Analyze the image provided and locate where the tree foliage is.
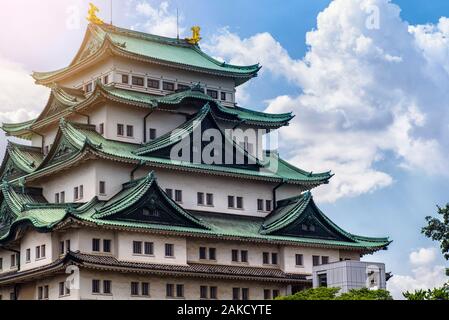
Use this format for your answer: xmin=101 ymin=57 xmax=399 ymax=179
xmin=403 ymin=283 xmax=449 ymax=300
xmin=276 ymin=287 xmax=392 ymax=300
xmin=422 ymin=204 xmax=449 ymax=260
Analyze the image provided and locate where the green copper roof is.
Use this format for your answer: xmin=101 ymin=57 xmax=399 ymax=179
xmin=33 ymin=24 xmax=260 ymax=85
xmin=0 ymin=142 xmax=43 ymax=182
xmin=0 ymin=177 xmax=390 ymax=251
xmin=1 ymin=119 xmax=36 ymax=139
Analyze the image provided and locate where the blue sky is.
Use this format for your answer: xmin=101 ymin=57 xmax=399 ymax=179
xmin=0 ymin=0 xmax=448 ymax=298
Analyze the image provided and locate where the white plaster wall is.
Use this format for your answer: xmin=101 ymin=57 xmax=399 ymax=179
xmin=20 ymin=230 xmax=53 ymax=271
xmin=59 ymin=57 xmax=115 ymax=89
xmin=94 ymin=160 xmax=134 ymax=201
xmin=105 ymin=102 xmax=148 ymax=144
xmin=145 ymin=110 xmax=187 ymax=141
xmin=280 ymin=246 xmax=341 ymax=274
xmin=77 ymin=228 xmax=116 ymax=254
xmin=0 ymin=249 xmax=18 ymax=274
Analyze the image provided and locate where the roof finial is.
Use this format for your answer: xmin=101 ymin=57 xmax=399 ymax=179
xmin=87 ymin=2 xmax=104 ymax=25
xmin=186 ymin=26 xmax=201 ymax=45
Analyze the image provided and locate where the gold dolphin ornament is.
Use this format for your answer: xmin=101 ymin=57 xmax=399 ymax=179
xmin=186 ymin=26 xmax=202 ymax=45
xmin=87 ymin=3 xmax=104 ymax=25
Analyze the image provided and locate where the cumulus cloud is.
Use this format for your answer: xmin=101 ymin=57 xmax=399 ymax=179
xmin=387 ymin=247 xmax=447 ymax=299
xmin=205 ymin=0 xmax=449 ymax=202
xmin=133 ymin=1 xmax=185 ymax=38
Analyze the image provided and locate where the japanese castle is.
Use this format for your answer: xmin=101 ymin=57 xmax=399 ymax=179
xmin=0 ymin=7 xmax=390 ymax=300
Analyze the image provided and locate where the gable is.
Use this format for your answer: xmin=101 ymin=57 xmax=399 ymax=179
xmin=0 ymin=157 xmax=27 ymax=181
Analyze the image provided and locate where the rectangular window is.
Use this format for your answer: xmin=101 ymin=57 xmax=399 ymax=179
xmin=207 ymin=89 xmax=218 ymax=99
xmin=209 ymin=248 xmax=216 ymax=260
xmin=206 ymin=193 xmax=214 ymax=206
xmin=66 ymin=239 xmax=71 ymax=252
xmin=241 ymin=250 xmax=248 ymax=263
xmin=271 ymin=253 xmax=278 ymax=265
xmin=149 ymin=128 xmax=157 ymax=140
xmin=257 ymin=199 xmax=264 ymax=211
xmin=59 ymin=282 xmax=65 ymax=297
xmin=264 ymin=289 xmax=271 ymax=300
xmin=60 ymin=192 xmax=65 ymax=203
xmin=117 ymin=124 xmax=124 ymax=136
xmin=177 ymin=84 xmax=190 ymax=91
xmin=44 ymin=145 xmax=49 ymax=155
xmin=44 ymin=285 xmax=49 ymax=299
xmin=221 ymin=92 xmax=227 ymax=101
xmin=142 ymin=283 xmax=150 ymax=296
xmin=11 ymin=254 xmax=17 ymax=267
xmin=312 ymin=255 xmax=320 ymax=266
xmin=133 ymin=241 xmax=142 ymax=254
xmin=26 ymin=248 xmax=31 ymax=262
xmin=322 ymin=256 xmax=329 ymax=265
xmin=103 ymin=75 xmax=109 ymax=84
xmin=163 ymin=81 xmax=175 ymax=91
xmin=79 ymin=185 xmax=83 ymax=199
xmin=176 ymin=284 xmax=184 ymax=298
xmin=85 ymin=82 xmax=93 ymax=93
xmin=41 ymin=245 xmax=46 ymax=258
xmin=92 ymin=238 xmax=100 ymax=252
xmin=232 ymin=288 xmax=240 ymax=300
xmin=295 ymin=254 xmax=304 ymax=266
xmin=0 ymin=258 xmax=2 ymax=270
xmin=199 ymin=247 xmax=207 ymax=260
xmin=263 ymin=252 xmax=270 ymax=264
xmin=232 ymin=249 xmax=239 ymax=262
xmin=98 ymin=123 xmax=104 ymax=135
xmin=122 ymin=74 xmax=129 ymax=84
xmin=200 ymin=286 xmax=208 ymax=299
xmin=55 ymin=193 xmax=60 ymax=204
xmin=144 ymin=242 xmax=154 ymax=255
xmin=59 ymin=241 xmax=65 ymax=255
xmin=35 ymin=246 xmax=41 ymax=260
xmin=197 ymin=192 xmax=204 ymax=205
xmin=103 ymin=239 xmax=111 ymax=253
xmin=132 ymin=76 xmax=144 ymax=86
xmin=236 ymin=197 xmax=244 ymax=209
xmin=147 ymin=79 xmax=160 ymax=89
xmin=266 ymin=200 xmax=272 ymax=212
xmin=99 ymin=181 xmax=106 ymax=195
xmin=166 ymin=188 xmax=173 ymax=199
xmin=166 ymin=284 xmax=174 ymax=297
xmin=38 ymin=286 xmax=43 ymax=300
xmin=273 ymin=290 xmax=280 ymax=299
xmin=165 ymin=244 xmax=174 ymax=257
xmin=175 ymin=190 xmax=182 ymax=202
xmin=228 ymin=196 xmax=235 ymax=208
xmin=74 ymin=187 xmax=79 ymax=200
xmin=242 ymin=288 xmax=249 ymax=300
xmin=210 ymin=286 xmax=218 ymax=299
xmin=103 ymin=280 xmax=112 ymax=294
xmin=126 ymin=125 xmax=134 ymax=137
xmin=92 ymin=280 xmax=100 ymax=294
xmin=131 ymin=282 xmax=139 ymax=296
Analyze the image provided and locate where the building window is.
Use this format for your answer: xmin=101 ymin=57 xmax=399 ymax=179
xmin=295 ymin=254 xmax=304 ymax=266
xmin=273 ymin=290 xmax=280 ymax=299
xmin=60 ymin=192 xmax=65 ymax=203
xmin=142 ymin=283 xmax=150 ymax=296
xmin=163 ymin=81 xmax=175 ymax=91
xmin=221 ymin=92 xmax=227 ymax=101
xmin=209 ymin=248 xmax=216 ymax=260
xmin=11 ymin=253 xmax=18 ymax=267
xmin=177 ymin=84 xmax=190 ymax=91
xmin=266 ymin=200 xmax=272 ymax=212
xmin=318 ymin=274 xmax=328 ymax=287
xmin=241 ymin=250 xmax=248 ymax=263
xmin=38 ymin=286 xmax=49 ymax=300
xmin=228 ymin=196 xmax=235 ymax=208
xmin=232 ymin=288 xmax=240 ymax=300
xmin=103 ymin=280 xmax=112 ymax=294
xmin=207 ymin=89 xmax=218 ymax=99
xmin=263 ymin=252 xmax=269 ymax=265
xmin=197 ymin=192 xmax=204 ymax=205
xmin=126 ymin=125 xmax=134 ymax=137
xmin=148 ymin=79 xmax=160 ymax=89
xmin=98 ymin=123 xmax=104 ymax=135
xmin=55 ymin=193 xmax=60 ymax=204
xmin=117 ymin=124 xmax=124 ymax=136
xmin=206 ymin=193 xmax=214 ymax=206
xmin=103 ymin=75 xmax=109 ymax=84
xmin=271 ymin=253 xmax=278 ymax=265
xmin=44 ymin=286 xmax=49 ymax=299
xmin=133 ymin=241 xmax=143 ymax=254
xmin=66 ymin=239 xmax=71 ymax=252
xmin=0 ymin=258 xmax=2 ymax=271
xmin=103 ymin=239 xmax=111 ymax=253
xmin=166 ymin=284 xmax=174 ymax=297
xmin=232 ymin=250 xmax=239 ymax=262
xmin=149 ymin=128 xmax=157 ymax=140
xmin=92 ymin=280 xmax=100 ymax=294
xmin=165 ymin=188 xmax=173 ymax=199
xmin=210 ymin=286 xmax=218 ymax=299
xmin=35 ymin=246 xmax=41 ymax=260
xmin=312 ymin=255 xmax=320 ymax=266
xmin=99 ymin=181 xmax=106 ymax=195
xmin=144 ymin=242 xmax=154 ymax=255
xmin=242 ymin=288 xmax=249 ymax=300
xmin=59 ymin=282 xmax=70 ymax=297
xmin=122 ymin=74 xmax=129 ymax=84
xmin=175 ymin=190 xmax=182 ymax=203
xmin=322 ymin=256 xmax=329 ymax=265
xmin=41 ymin=245 xmax=46 ymax=258
xmin=165 ymin=244 xmax=174 ymax=257
xmin=79 ymin=185 xmax=83 ymax=199
xmin=131 ymin=282 xmax=139 ymax=296
xmin=176 ymin=284 xmax=184 ymax=298
xmin=199 ymin=247 xmax=207 ymax=260
xmin=257 ymin=199 xmax=264 ymax=211
xmin=236 ymin=197 xmax=244 ymax=209
xmin=26 ymin=249 xmax=31 ymax=263
xmin=92 ymin=238 xmax=101 ymax=252
xmin=85 ymin=82 xmax=93 ymax=93
xmin=200 ymin=286 xmax=208 ymax=299
xmin=59 ymin=241 xmax=65 ymax=255
xmin=74 ymin=187 xmax=79 ymax=200
xmin=132 ymin=76 xmax=144 ymax=86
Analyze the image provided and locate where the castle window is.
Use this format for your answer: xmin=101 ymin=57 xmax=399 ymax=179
xmin=312 ymin=255 xmax=320 ymax=266
xmin=99 ymin=181 xmax=106 ymax=195
xmin=131 ymin=282 xmax=139 ymax=296
xmin=166 ymin=284 xmax=174 ymax=297
xmin=221 ymin=92 xmax=227 ymax=101
xmin=206 ymin=193 xmax=214 ymax=206
xmin=165 ymin=244 xmax=174 ymax=257
xmin=149 ymin=128 xmax=157 ymax=140
xmin=175 ymin=190 xmax=182 ymax=203
xmin=144 ymin=242 xmax=154 ymax=255
xmin=117 ymin=124 xmax=124 ymax=136
xmin=35 ymin=246 xmax=41 ymax=260
xmin=148 ymin=79 xmax=160 ymax=89
xmin=197 ymin=192 xmax=204 ymax=205
xmin=132 ymin=76 xmax=144 ymax=86
xmin=271 ymin=253 xmax=278 ymax=265
xmin=163 ymin=81 xmax=175 ymax=91
xmin=55 ymin=193 xmax=60 ymax=204
xmin=200 ymin=286 xmax=208 ymax=299
xmin=236 ymin=197 xmax=244 ymax=209
xmin=103 ymin=239 xmax=111 ymax=253
xmin=209 ymin=248 xmax=216 ymax=260
xmin=98 ymin=123 xmax=104 ymax=135
xmin=60 ymin=192 xmax=65 ymax=203
xmin=266 ymin=200 xmax=272 ymax=212
xmin=232 ymin=288 xmax=240 ymax=300
xmin=257 ymin=199 xmax=264 ymax=211
xmin=295 ymin=254 xmax=304 ymax=266
xmin=26 ymin=249 xmax=31 ymax=263
xmin=263 ymin=252 xmax=269 ymax=264
xmin=142 ymin=283 xmax=150 ymax=296
xmin=79 ymin=185 xmax=83 ymax=199
xmin=199 ymin=247 xmax=207 ymax=260
xmin=207 ymin=89 xmax=218 ymax=99
xmin=228 ymin=196 xmax=235 ymax=208
xmin=122 ymin=74 xmax=129 ymax=84
xmin=59 ymin=241 xmax=65 ymax=255
xmin=103 ymin=280 xmax=112 ymax=294
xmin=126 ymin=125 xmax=134 ymax=137
xmin=92 ymin=239 xmax=100 ymax=252
xmin=0 ymin=258 xmax=2 ymax=270
xmin=133 ymin=241 xmax=143 ymax=254
xmin=210 ymin=287 xmax=218 ymax=299
xmin=165 ymin=189 xmax=173 ymax=199
xmin=242 ymin=288 xmax=250 ymax=300
xmin=103 ymin=75 xmax=109 ymax=84
xmin=74 ymin=187 xmax=79 ymax=200
xmin=232 ymin=250 xmax=239 ymax=262
xmin=322 ymin=256 xmax=329 ymax=265
xmin=241 ymin=250 xmax=248 ymax=263
xmin=273 ymin=290 xmax=280 ymax=299
xmin=85 ymin=82 xmax=93 ymax=93
xmin=177 ymin=84 xmax=190 ymax=91
xmin=176 ymin=284 xmax=184 ymax=298
xmin=92 ymin=280 xmax=100 ymax=294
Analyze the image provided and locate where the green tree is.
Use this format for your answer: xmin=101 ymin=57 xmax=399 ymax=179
xmin=403 ymin=283 xmax=449 ymax=300
xmin=337 ymin=288 xmax=393 ymax=300
xmin=422 ymin=204 xmax=449 ymax=263
xmin=276 ymin=287 xmax=393 ymax=300
xmin=276 ymin=287 xmax=340 ymax=300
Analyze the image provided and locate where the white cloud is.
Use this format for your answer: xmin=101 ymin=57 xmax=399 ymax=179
xmin=387 ymin=247 xmax=447 ymax=299
xmin=205 ymin=0 xmax=449 ymax=202
xmin=133 ymin=1 xmax=185 ymax=38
